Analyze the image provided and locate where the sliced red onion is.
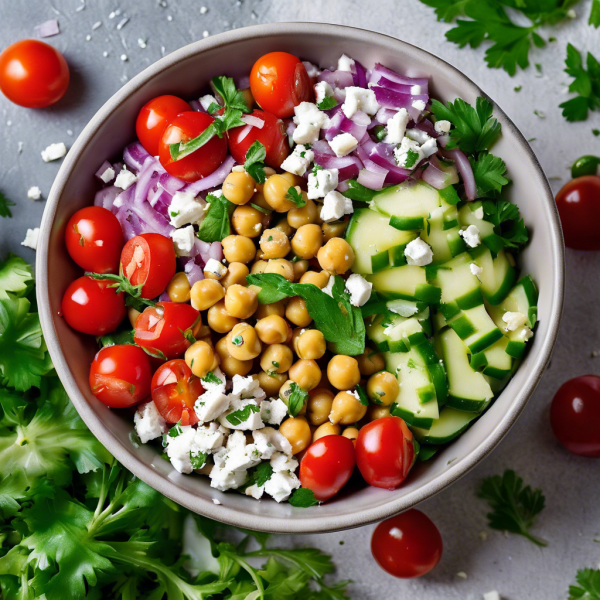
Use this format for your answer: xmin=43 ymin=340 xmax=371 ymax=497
xmin=157 ymin=291 xmax=171 ymax=302
xmin=148 ymin=187 xmax=172 ymax=209
xmin=358 ymin=168 xmax=387 ymax=190
xmin=183 ymin=155 xmax=236 ymax=195
xmin=376 ymin=77 xmax=429 ymax=105
xmin=94 ymin=186 xmax=120 ymax=210
xmin=312 ymin=140 xmax=362 ymax=181
xmin=369 ymin=63 xmax=429 ymax=93
xmin=134 ymin=161 xmax=162 ymax=205
xmin=241 ymin=114 xmax=265 ymax=129
xmin=356 ymin=145 xmax=388 ymax=174
xmin=189 ymin=237 xmax=211 ymax=260
xmin=159 ymin=172 xmax=186 ymax=195
xmin=189 ymin=99 xmax=202 ymax=112
xmin=413 ymin=118 xmax=438 ymax=138
xmin=372 ymin=87 xmax=423 ymax=121
xmin=352 ymin=60 xmax=368 ymax=88
xmin=185 ymin=264 xmax=204 ymax=287
xmin=115 ymin=207 xmax=144 ymax=240
xmin=237 ymin=124 xmax=253 ymax=143
xmin=123 ymin=142 xmax=152 ymax=173
xmin=422 ymin=156 xmax=459 ymax=189
xmin=317 ymin=69 xmax=354 ymax=90
xmin=337 ymin=180 xmax=351 ymax=193
xmin=35 ymin=19 xmax=60 ymax=38
xmin=95 ymin=160 xmax=113 ymax=181
xmin=368 ymin=143 xmax=411 ymax=184
xmin=237 ymin=75 xmax=250 ymax=90
xmin=442 ymin=148 xmax=476 ymax=201
xmin=323 ymin=109 xmax=370 ymax=142
xmin=208 ymin=242 xmax=223 ymax=262
xmin=437 ymin=134 xmax=449 ymax=148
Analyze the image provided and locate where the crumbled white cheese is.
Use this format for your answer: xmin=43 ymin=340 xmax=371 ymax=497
xmin=253 ymin=427 xmax=293 ymax=457
xmin=483 ymin=592 xmax=501 ymax=600
xmin=456 ymin=572 xmax=468 ymax=580
xmin=169 ymin=191 xmax=205 ymax=228
xmin=394 ymin=137 xmax=422 ymax=168
xmin=292 ymin=102 xmax=330 ymax=145
xmin=270 ymin=451 xmax=298 ymax=473
xmin=114 ymin=166 xmax=138 ymax=190
xmin=405 ymin=128 xmax=430 ymax=145
xmin=322 ymin=275 xmax=335 ymax=298
xmin=517 ymin=326 xmax=533 ymax=341
xmin=404 ymin=238 xmax=433 ymax=266
xmin=27 ymin=186 xmax=42 ymax=201
xmin=201 ymin=368 xmax=226 ymax=391
xmin=219 ymin=398 xmax=264 ymax=430
xmin=502 ymin=311 xmax=528 ymax=332
xmin=231 ymin=374 xmax=264 ymax=399
xmin=134 ymin=402 xmax=166 ymax=444
xmin=165 ymin=427 xmax=197 ymax=474
xmin=209 ymin=465 xmax=248 ymax=491
xmin=245 ymin=483 xmax=264 ymax=499
xmin=342 ymin=87 xmax=380 ymax=119
xmin=204 ymin=258 xmax=227 ymax=278
xmin=41 ymin=142 xmax=67 ymax=162
xmin=194 ymin=424 xmax=226 ymax=453
xmin=314 ymin=81 xmax=334 ymax=104
xmin=200 ymin=94 xmax=218 ymax=111
xmin=434 ymin=119 xmax=452 ymax=134
xmin=99 ymin=166 xmax=115 ymax=183
xmin=320 ymin=190 xmax=347 ymax=222
xmin=260 ymin=397 xmax=288 ymax=425
xmin=281 ymin=144 xmax=314 ymax=177
xmin=459 ymin=224 xmax=481 ymax=248
xmin=264 ymin=471 xmax=301 ymax=502
xmin=195 ymin=387 xmax=231 ymax=423
xmin=225 ymin=443 xmax=262 ymax=472
xmin=21 ymin=228 xmax=40 ymax=251
xmin=171 ymin=225 xmax=196 ymax=257
xmin=470 ymin=263 xmax=483 ymax=278
xmin=329 ymin=132 xmax=359 ymax=157
xmin=384 ymin=108 xmax=410 ymax=144
xmin=412 ymin=99 xmax=426 ymax=112
xmin=337 ymin=54 xmax=355 ymax=72
xmin=345 ymin=273 xmax=373 ymax=307
xmin=307 ymin=167 xmax=339 ymax=199
xmin=410 ymin=85 xmax=422 ymax=95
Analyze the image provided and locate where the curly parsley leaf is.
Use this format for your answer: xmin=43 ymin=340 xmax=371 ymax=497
xmin=569 ymin=568 xmax=600 ymax=600
xmin=244 ymin=141 xmax=267 ymax=184
xmin=197 ymin=193 xmax=236 ymax=243
xmin=0 ymin=254 xmax=34 ymax=300
xmin=288 ymin=382 xmax=309 ymax=417
xmin=288 ymin=488 xmax=319 ymax=508
xmin=559 ymin=44 xmax=600 ymax=122
xmin=478 ymin=469 xmax=547 ymax=546
xmin=482 ymin=199 xmax=529 ymax=248
xmin=469 ymin=152 xmax=510 ymax=197
xmin=202 ymin=371 xmax=224 ymax=386
xmin=0 ymin=191 xmax=15 ymax=219
xmin=285 ymin=186 xmax=307 ymax=208
xmin=317 ymin=97 xmax=337 ymax=110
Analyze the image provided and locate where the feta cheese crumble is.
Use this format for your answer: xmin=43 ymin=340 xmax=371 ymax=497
xmin=329 ymin=132 xmax=359 ymax=157
xmin=459 ymin=224 xmax=481 ymax=248
xmin=474 ymin=206 xmax=484 ymax=220
xmin=204 ymin=258 xmax=227 ymax=278
xmin=434 ymin=119 xmax=452 ymax=134
xmin=168 ymin=191 xmax=205 ymax=228
xmin=307 ymin=167 xmax=339 ymax=200
xmin=345 ymin=274 xmax=372 ymax=307
xmin=114 ymin=166 xmax=138 ymax=190
xmin=194 ymin=387 xmax=231 ymax=423
xmin=264 ymin=471 xmax=301 ymax=503
xmin=337 ymin=54 xmax=355 ymax=72
xmin=281 ymin=144 xmax=314 ymax=177
xmin=320 ymin=190 xmax=352 ymax=222
xmin=384 ymin=108 xmax=410 ymax=144
xmin=99 ymin=166 xmax=115 ymax=183
xmin=21 ymin=228 xmax=40 ymax=251
xmin=404 ymin=238 xmax=433 ymax=266
xmin=483 ymin=592 xmax=501 ymax=600
xmin=394 ymin=134 xmax=437 ymax=169
xmin=134 ymin=401 xmax=166 ymax=443
xmin=502 ymin=311 xmax=528 ymax=331
xmin=470 ymin=262 xmax=483 ymax=278
xmin=314 ymin=81 xmax=334 ymax=104
xmin=200 ymin=94 xmax=218 ymax=111
xmin=171 ymin=225 xmax=196 ymax=257
xmin=41 ymin=142 xmax=67 ymax=162
xmin=27 ymin=186 xmax=42 ymax=201
xmin=342 ymin=87 xmax=380 ymax=119
xmin=260 ymin=398 xmax=288 ymax=425
xmin=292 ymin=102 xmax=330 ymax=145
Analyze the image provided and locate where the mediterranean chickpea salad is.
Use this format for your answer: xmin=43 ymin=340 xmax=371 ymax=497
xmin=61 ymin=50 xmax=538 ymax=506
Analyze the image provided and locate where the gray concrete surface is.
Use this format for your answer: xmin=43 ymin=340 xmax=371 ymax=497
xmin=1 ymin=1 xmax=599 ymax=598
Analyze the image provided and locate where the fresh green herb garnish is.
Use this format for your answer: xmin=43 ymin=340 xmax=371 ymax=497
xmin=514 ymin=85 xmax=522 ymax=92
xmin=212 ymin=75 xmax=251 ymax=112
xmin=288 ymin=381 xmax=309 ymax=417
xmin=190 ymin=451 xmax=208 ymax=469
xmin=285 ymin=186 xmax=307 ymax=208
xmin=244 ymin=140 xmax=267 ymax=183
xmin=373 ymin=124 xmax=387 ymax=141
xmin=478 ymin=469 xmax=547 ymax=546
xmin=590 ymin=0 xmax=600 ymax=26
xmin=482 ymin=199 xmax=529 ymax=249
xmin=289 ymin=488 xmax=320 ymax=508
xmin=196 ymin=193 xmax=236 ymax=243
xmin=355 ymin=384 xmax=369 ymax=406
xmin=202 ymin=371 xmax=223 ymax=385
xmin=85 ymin=272 xmax=155 ymax=309
xmin=98 ymin=328 xmax=136 ymax=347
xmin=0 ymin=254 xmax=34 ymax=300
xmin=593 ymin=129 xmax=600 ymax=136
xmin=226 ymin=403 xmax=260 ymax=426
xmin=232 ymin=335 xmax=243 ymax=346
xmin=342 ymin=179 xmax=378 ymax=203
xmin=169 ymin=421 xmax=184 ymax=437
xmin=0 ymin=191 xmax=15 ymax=218
xmin=470 ymin=152 xmax=510 ymax=197
xmin=316 ymin=96 xmax=337 ymax=110
xmin=245 ymin=461 xmax=274 ymax=488
xmin=569 ymin=568 xmax=600 ymax=599
xmin=207 ymin=101 xmax=221 ymax=114
xmin=403 ymin=149 xmax=420 ymax=169
xmin=250 ymin=202 xmax=272 ymax=214
xmin=559 ymin=44 xmax=600 ymax=122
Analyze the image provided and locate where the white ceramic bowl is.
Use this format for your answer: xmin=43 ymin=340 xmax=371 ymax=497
xmin=37 ymin=22 xmax=564 ymax=533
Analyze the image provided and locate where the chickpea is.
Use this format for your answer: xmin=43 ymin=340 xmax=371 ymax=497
xmin=226 ymin=323 xmax=262 ymax=360
xmin=299 ymin=270 xmax=330 ymax=288
xmin=288 ymin=198 xmax=319 ymax=229
xmin=329 ymin=391 xmax=368 ymax=425
xmin=289 ymin=359 xmax=321 ymax=391
xmin=279 ymin=172 xmax=303 ymax=187
xmin=166 ymin=272 xmax=191 ymax=303
xmin=327 ymin=355 xmax=361 ymax=390
xmin=190 ymin=279 xmax=225 ymax=311
xmin=263 ymin=174 xmax=298 ymax=212
xmin=279 ymin=416 xmax=312 ymax=454
xmin=220 ymin=262 xmax=249 ymax=289
xmin=317 ymin=237 xmax=355 ymax=275
xmin=367 ymin=371 xmax=399 ymax=406
xmin=307 ymin=388 xmax=334 ymax=426
xmin=185 ymin=340 xmax=219 ymax=379
xmin=259 ymin=228 xmax=291 ymax=259
xmin=291 ymin=327 xmax=304 ymax=354
xmin=250 ymin=260 xmax=268 ymax=275
xmin=195 ymin=324 xmax=213 ymax=341
xmin=253 ymin=167 xmax=276 ymax=194
xmin=232 ymin=205 xmax=264 ymax=238
xmin=221 ymin=235 xmax=256 ymax=264
xmin=260 ymin=344 xmax=293 ymax=374
xmin=313 ymin=422 xmax=341 ymax=442
xmin=224 ymin=284 xmax=258 ymax=319
xmin=264 ymin=258 xmax=294 ymax=281
xmin=292 ymin=259 xmax=309 ymax=281
xmin=255 ymin=299 xmax=285 ymax=319
xmin=257 ymin=370 xmax=287 ymax=396
xmin=207 ymin=300 xmax=239 ymax=333
xmin=368 ymin=405 xmax=391 ymax=421
xmin=322 ymin=220 xmax=349 ymax=243
xmin=222 ymin=171 xmax=255 ymax=205
xmin=291 ymin=224 xmax=323 ymax=260
xmin=296 ymin=329 xmax=326 ymax=360
xmin=272 ymin=216 xmax=294 ymax=237
xmin=128 ymin=306 xmax=140 ymax=328
xmin=342 ymin=426 xmax=360 ymax=443
xmin=215 ymin=335 xmax=230 ymax=360
xmin=286 ymin=297 xmax=312 ymax=327
xmin=357 ymin=347 xmax=386 ymax=377
xmin=220 ymin=354 xmax=253 ymax=378
xmin=255 ymin=315 xmax=289 ymax=345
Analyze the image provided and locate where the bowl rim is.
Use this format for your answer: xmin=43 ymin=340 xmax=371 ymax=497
xmin=37 ymin=21 xmax=565 ymax=533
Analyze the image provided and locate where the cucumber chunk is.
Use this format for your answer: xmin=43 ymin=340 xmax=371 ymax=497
xmin=470 ymin=246 xmax=516 ymax=305
xmin=367 ymin=264 xmax=428 ymax=300
xmin=458 ymin=202 xmax=503 ymax=255
xmin=412 ymin=407 xmax=481 ymax=445
xmin=470 ymin=336 xmax=513 ymax=379
xmin=373 ymin=181 xmax=441 ymax=220
xmin=447 ymin=304 xmax=503 ymax=354
xmin=434 ymin=253 xmax=481 ymax=305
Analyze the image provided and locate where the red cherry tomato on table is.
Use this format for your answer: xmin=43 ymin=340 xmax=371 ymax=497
xmin=120 ymin=233 xmax=176 ymax=299
xmin=299 ymin=435 xmax=355 ymax=501
xmin=62 ymin=276 xmax=125 ymax=335
xmin=158 ymin=111 xmax=227 ymax=182
xmin=136 ymin=95 xmax=192 ymax=157
xmin=0 ymin=40 xmax=69 ymax=108
xmin=151 ymin=359 xmax=202 ymax=425
xmin=227 ymin=109 xmax=289 ymax=169
xmin=250 ymin=52 xmax=313 ymax=119
xmin=355 ymin=416 xmax=416 ymax=490
xmin=65 ymin=206 xmax=124 ymax=274
xmin=89 ymin=344 xmax=152 ymax=408
xmin=550 ymin=375 xmax=600 ymax=457
xmin=555 ymin=176 xmax=600 ymax=250
xmin=371 ymin=510 xmax=443 ymax=578
xmin=134 ymin=301 xmax=201 ymax=360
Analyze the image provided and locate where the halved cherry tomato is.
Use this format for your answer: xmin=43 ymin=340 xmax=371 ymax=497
xmin=158 ymin=111 xmax=227 ymax=182
xmin=62 ymin=276 xmax=126 ymax=335
xmin=227 ymin=109 xmax=289 ymax=168
xmin=371 ymin=510 xmax=443 ymax=578
xmin=134 ymin=301 xmax=201 ymax=360
xmin=299 ymin=435 xmax=355 ymax=501
xmin=89 ymin=344 xmax=152 ymax=408
xmin=65 ymin=206 xmax=124 ymax=274
xmin=0 ymin=40 xmax=69 ymax=108
xmin=550 ymin=375 xmax=600 ymax=457
xmin=120 ymin=233 xmax=176 ymax=299
xmin=136 ymin=95 xmax=192 ymax=157
xmin=250 ymin=52 xmax=313 ymax=119
xmin=355 ymin=416 xmax=416 ymax=490
xmin=151 ymin=359 xmax=202 ymax=424
xmin=555 ymin=176 xmax=600 ymax=250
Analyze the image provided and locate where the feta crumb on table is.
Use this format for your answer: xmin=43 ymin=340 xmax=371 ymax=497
xmin=134 ymin=401 xmax=166 ymax=443
xmin=329 ymin=132 xmax=359 ymax=157
xmin=405 ymin=238 xmax=433 ymax=266
xmin=281 ymin=144 xmax=314 ymax=176
xmin=41 ymin=142 xmax=67 ymax=162
xmin=168 ymin=191 xmax=205 ymax=227
xmin=459 ymin=224 xmax=482 ymax=248
xmin=171 ymin=225 xmax=196 ymax=257
xmin=307 ymin=167 xmax=339 ymax=199
xmin=345 ymin=273 xmax=373 ymax=307
xmin=27 ymin=186 xmax=42 ymax=201
xmin=21 ymin=228 xmax=40 ymax=251
xmin=114 ymin=166 xmax=138 ymax=190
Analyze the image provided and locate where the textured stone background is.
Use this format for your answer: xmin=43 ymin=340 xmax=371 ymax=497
xmin=1 ymin=1 xmax=599 ymax=598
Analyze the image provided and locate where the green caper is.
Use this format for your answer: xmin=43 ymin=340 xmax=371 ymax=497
xmin=571 ymin=155 xmax=600 ymax=179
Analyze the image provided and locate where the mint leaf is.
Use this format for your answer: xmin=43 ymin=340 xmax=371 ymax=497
xmin=197 ymin=193 xmax=236 ymax=243
xmin=244 ymin=141 xmax=267 ymax=184
xmin=0 ymin=191 xmax=15 ymax=219
xmin=288 ymin=382 xmax=309 ymax=417
xmin=285 ymin=186 xmax=306 ymax=208
xmin=559 ymin=44 xmax=600 ymax=122
xmin=317 ymin=97 xmax=337 ymax=110
xmin=469 ymin=152 xmax=509 ymax=197
xmin=288 ymin=488 xmax=319 ymax=508
xmin=226 ymin=403 xmax=260 ymax=426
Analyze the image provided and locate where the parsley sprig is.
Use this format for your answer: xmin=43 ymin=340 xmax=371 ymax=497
xmin=559 ymin=43 xmax=600 ymax=122
xmin=288 ymin=381 xmax=309 ymax=417
xmin=197 ymin=193 xmax=236 ymax=243
xmin=0 ymin=191 xmax=15 ymax=218
xmin=285 ymin=186 xmax=307 ymax=208
xmin=482 ymin=199 xmax=529 ymax=248
xmin=569 ymin=568 xmax=600 ymax=599
xmin=317 ymin=96 xmax=337 ymax=110
xmin=85 ymin=272 xmax=156 ymax=310
xmin=244 ymin=140 xmax=267 ymax=183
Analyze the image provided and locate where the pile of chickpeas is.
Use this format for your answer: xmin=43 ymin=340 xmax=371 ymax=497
xmin=149 ymin=165 xmax=401 ymax=457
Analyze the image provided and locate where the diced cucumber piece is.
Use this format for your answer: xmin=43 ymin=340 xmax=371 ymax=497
xmin=470 ymin=336 xmax=513 ymax=379
xmin=434 ymin=253 xmax=481 ymax=305
xmin=422 ymin=207 xmax=453 ymax=264
xmin=438 ymin=328 xmax=493 ymax=412
xmin=447 ymin=304 xmax=503 ymax=354
xmin=458 ymin=203 xmax=503 ymax=255
xmin=373 ymin=181 xmax=441 ymax=221
xmin=412 ymin=407 xmax=480 ymax=445
xmin=417 ymin=445 xmax=439 ymax=461
xmin=390 ymin=215 xmax=425 ymax=231
xmin=386 ymin=298 xmax=422 ymax=317
xmin=367 ymin=265 xmax=428 ymax=300
xmin=365 ymin=314 xmax=390 ymax=352
xmin=470 ymin=246 xmax=516 ymax=305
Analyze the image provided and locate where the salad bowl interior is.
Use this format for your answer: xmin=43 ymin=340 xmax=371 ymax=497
xmin=37 ymin=22 xmax=564 ymax=533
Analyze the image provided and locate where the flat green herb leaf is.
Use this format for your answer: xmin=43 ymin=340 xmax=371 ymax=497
xmin=285 ymin=186 xmax=306 ymax=208
xmin=244 ymin=461 xmax=273 ymax=489
xmin=419 ymin=0 xmax=471 ymax=22
xmin=559 ymin=44 xmax=600 ymax=122
xmin=202 ymin=371 xmax=223 ymax=385
xmin=288 ymin=382 xmax=308 ymax=417
xmin=0 ymin=254 xmax=34 ymax=300
xmin=469 ymin=152 xmax=509 ymax=197
xmin=355 ymin=384 xmax=369 ymax=406
xmin=317 ymin=97 xmax=337 ymax=110
xmin=98 ymin=329 xmax=135 ymax=348
xmin=244 ymin=141 xmax=267 ymax=184
xmin=482 ymin=199 xmax=529 ymax=249
xmin=568 ymin=568 xmax=600 ymax=600
xmin=342 ymin=179 xmax=378 ymax=203
xmin=213 ymin=108 xmax=247 ymax=137
xmin=212 ymin=75 xmax=251 ymax=113
xmin=207 ymin=101 xmax=221 ymax=114
xmin=226 ymin=403 xmax=260 ymax=426
xmin=196 ymin=193 xmax=236 ymax=243
xmin=0 ymin=191 xmax=15 ymax=219
xmin=288 ymin=488 xmax=319 ymax=508
xmin=190 ymin=451 xmax=207 ymax=469
xmin=169 ymin=122 xmax=217 ymax=161
xmin=590 ymin=0 xmax=600 ymax=27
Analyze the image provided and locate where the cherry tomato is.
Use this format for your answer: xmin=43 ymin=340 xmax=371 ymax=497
xmin=550 ymin=375 xmax=600 ymax=457
xmin=371 ymin=510 xmax=443 ymax=578
xmin=134 ymin=301 xmax=201 ymax=360
xmin=250 ymin=52 xmax=313 ymax=119
xmin=227 ymin=109 xmax=289 ymax=168
xmin=355 ymin=416 xmax=416 ymax=490
xmin=89 ymin=344 xmax=152 ymax=408
xmin=62 ymin=276 xmax=126 ymax=335
xmin=151 ymin=359 xmax=202 ymax=425
xmin=136 ymin=95 xmax=191 ymax=157
xmin=0 ymin=40 xmax=69 ymax=108
xmin=555 ymin=176 xmax=600 ymax=250
xmin=299 ymin=435 xmax=356 ymax=501
xmin=65 ymin=206 xmax=124 ymax=274
xmin=158 ymin=111 xmax=227 ymax=182
xmin=120 ymin=233 xmax=176 ymax=299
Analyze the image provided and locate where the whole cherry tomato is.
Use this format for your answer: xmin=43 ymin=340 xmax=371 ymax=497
xmin=134 ymin=301 xmax=201 ymax=360
xmin=355 ymin=416 xmax=416 ymax=489
xmin=0 ymin=40 xmax=69 ymax=108
xmin=555 ymin=176 xmax=600 ymax=250
xmin=550 ymin=375 xmax=600 ymax=457
xmin=158 ymin=111 xmax=227 ymax=182
xmin=371 ymin=510 xmax=443 ymax=578
xmin=299 ymin=435 xmax=356 ymax=501
xmin=120 ymin=233 xmax=176 ymax=299
xmin=135 ymin=95 xmax=192 ymax=156
xmin=228 ymin=109 xmax=289 ymax=168
xmin=151 ymin=359 xmax=202 ymax=425
xmin=250 ymin=52 xmax=313 ymax=119
xmin=65 ymin=206 xmax=124 ymax=274
xmin=62 ymin=276 xmax=125 ymax=335
xmin=89 ymin=344 xmax=152 ymax=408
